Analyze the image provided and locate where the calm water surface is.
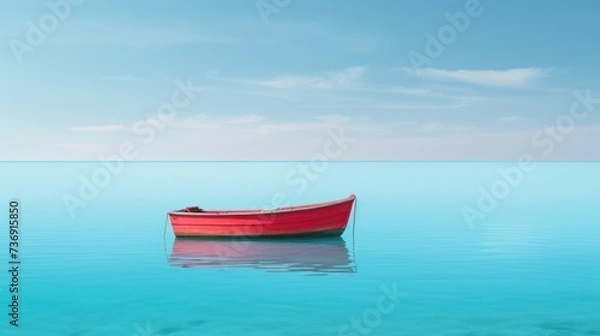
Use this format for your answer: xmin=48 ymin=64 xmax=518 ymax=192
xmin=0 ymin=162 xmax=598 ymax=335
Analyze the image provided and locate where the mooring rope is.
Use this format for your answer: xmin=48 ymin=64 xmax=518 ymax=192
xmin=351 ymin=196 xmax=358 ymax=272
xmin=163 ymin=214 xmax=169 ymax=264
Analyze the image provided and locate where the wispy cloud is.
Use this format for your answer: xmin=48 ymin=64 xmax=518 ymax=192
xmin=56 ymin=143 xmax=109 ymax=152
xmin=384 ymin=87 xmax=434 ymax=95
xmin=397 ymin=67 xmax=549 ymax=87
xmin=255 ymin=115 xmax=384 ymax=133
xmin=170 ymin=114 xmax=383 ymax=134
xmin=69 ymin=114 xmax=379 ymax=134
xmin=250 ymin=66 xmax=368 ymax=90
xmin=170 ymin=113 xmax=475 ymax=135
xmin=370 ymin=100 xmax=471 ymax=110
xmin=416 ymin=124 xmax=476 ymax=133
xmin=71 ymin=125 xmax=127 ymax=132
xmin=201 ymin=87 xmax=298 ymax=102
xmin=170 ymin=114 xmax=266 ymax=129
xmin=37 ymin=120 xmax=600 ymax=160
xmin=377 ymin=85 xmax=485 ymax=103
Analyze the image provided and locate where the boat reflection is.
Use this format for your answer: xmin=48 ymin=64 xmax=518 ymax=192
xmin=169 ymin=236 xmax=356 ymax=275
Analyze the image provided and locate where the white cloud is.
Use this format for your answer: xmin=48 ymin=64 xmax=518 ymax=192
xmin=202 ymin=87 xmax=297 ymax=102
xmin=374 ymin=86 xmax=485 ymax=104
xmin=398 ymin=67 xmax=548 ymax=87
xmin=69 ymin=115 xmax=268 ymax=135
xmin=170 ymin=114 xmax=382 ymax=134
xmin=416 ymin=124 xmax=476 ymax=133
xmin=256 ymin=120 xmax=382 ymax=134
xmin=371 ymin=100 xmax=470 ymax=110
xmin=253 ymin=66 xmax=368 ymax=89
xmin=56 ymin=143 xmax=109 ymax=152
xmin=5 ymin=121 xmax=599 ymax=160
xmin=385 ymin=87 xmax=433 ymax=95
xmin=170 ymin=114 xmax=265 ymax=129
xmin=66 ymin=113 xmax=380 ymax=135
xmin=33 ymin=125 xmax=600 ymax=160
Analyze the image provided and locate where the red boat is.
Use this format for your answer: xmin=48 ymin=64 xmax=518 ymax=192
xmin=168 ymin=194 xmax=356 ymax=238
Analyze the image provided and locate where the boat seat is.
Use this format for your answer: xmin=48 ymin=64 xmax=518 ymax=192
xmin=184 ymin=206 xmax=203 ymax=213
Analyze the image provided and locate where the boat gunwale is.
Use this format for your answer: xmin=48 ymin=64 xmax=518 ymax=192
xmin=168 ymin=194 xmax=355 ymax=217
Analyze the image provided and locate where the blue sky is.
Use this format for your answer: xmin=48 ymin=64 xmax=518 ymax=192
xmin=1 ymin=0 xmax=599 ymax=160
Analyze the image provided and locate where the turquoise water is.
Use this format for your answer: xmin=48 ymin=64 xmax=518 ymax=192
xmin=0 ymin=162 xmax=599 ymax=335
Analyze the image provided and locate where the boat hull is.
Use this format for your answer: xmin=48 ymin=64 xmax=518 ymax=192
xmin=168 ymin=195 xmax=356 ymax=238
